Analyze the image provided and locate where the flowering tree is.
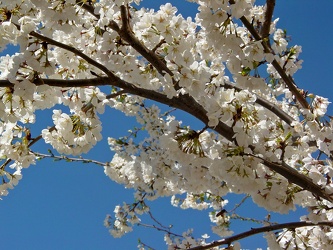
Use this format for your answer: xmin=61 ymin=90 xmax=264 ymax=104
xmin=1 ymin=0 xmax=333 ymax=249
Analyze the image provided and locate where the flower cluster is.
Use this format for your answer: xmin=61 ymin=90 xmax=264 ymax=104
xmin=42 ymin=109 xmax=102 ymax=155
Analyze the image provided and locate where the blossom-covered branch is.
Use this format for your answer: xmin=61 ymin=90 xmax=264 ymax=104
xmin=109 ymin=5 xmax=174 ymax=76
xmin=229 ymin=0 xmax=310 ymax=109
xmin=260 ymin=0 xmax=276 ymax=41
xmin=29 ymin=31 xmax=115 ymax=79
xmin=1 ymin=0 xmax=333 ymax=249
xmin=0 ymin=78 xmax=295 ymax=125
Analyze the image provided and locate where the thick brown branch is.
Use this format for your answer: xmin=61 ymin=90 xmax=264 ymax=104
xmin=260 ymin=0 xmax=276 ymax=40
xmin=189 ymin=221 xmax=333 ymax=250
xmin=0 ymin=78 xmax=294 ymax=125
xmin=0 ymin=78 xmax=112 ymax=88
xmin=0 ymin=80 xmax=233 ymax=140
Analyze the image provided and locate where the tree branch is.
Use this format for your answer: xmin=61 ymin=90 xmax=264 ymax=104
xmin=30 ymin=31 xmax=114 ymax=79
xmin=189 ymin=221 xmax=333 ymax=250
xmin=222 ymin=82 xmax=294 ymax=125
xmin=260 ymin=0 xmax=276 ymax=41
xmin=75 ymin=0 xmax=100 ymax=19
xmin=76 ymin=2 xmax=172 ymax=78
xmin=5 ymin=30 xmax=235 ymax=141
xmin=32 ymin=152 xmax=108 ymax=166
xmin=137 ymin=222 xmax=183 ymax=238
xmin=228 ymin=0 xmax=310 ymax=110
xmin=27 ymin=31 xmax=208 ymax=133
xmin=29 ymin=19 xmax=231 ymax=137
xmin=0 ymin=78 xmax=109 ymax=88
xmin=0 ymin=78 xmax=295 ymax=125
xmin=108 ymin=5 xmax=174 ymax=77
xmin=2 ymin=76 xmax=330 ymax=202
xmin=250 ymin=155 xmax=333 ymax=203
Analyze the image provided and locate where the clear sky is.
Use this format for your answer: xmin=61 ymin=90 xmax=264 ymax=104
xmin=1 ymin=1 xmax=333 ymax=250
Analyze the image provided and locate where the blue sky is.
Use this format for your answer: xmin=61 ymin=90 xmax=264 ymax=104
xmin=1 ymin=1 xmax=333 ymax=249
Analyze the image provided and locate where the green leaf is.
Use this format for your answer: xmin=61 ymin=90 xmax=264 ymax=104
xmin=241 ymin=67 xmax=251 ymax=76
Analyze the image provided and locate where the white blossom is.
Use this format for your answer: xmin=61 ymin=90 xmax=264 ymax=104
xmin=0 ymin=0 xmax=332 ymax=249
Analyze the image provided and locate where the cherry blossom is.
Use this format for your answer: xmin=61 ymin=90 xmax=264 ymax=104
xmin=0 ymin=0 xmax=333 ymax=249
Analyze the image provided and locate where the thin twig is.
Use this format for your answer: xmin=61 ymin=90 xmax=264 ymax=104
xmin=229 ymin=194 xmax=250 ymax=214
xmin=152 ymin=39 xmax=166 ymax=53
xmin=33 ymin=152 xmax=108 ymax=166
xmin=137 ymin=222 xmax=183 ymax=238
xmin=106 ymin=90 xmax=127 ymax=99
xmin=137 ymin=240 xmax=157 ymax=250
xmin=147 ymin=210 xmax=171 ymax=231
xmin=231 ymin=214 xmax=269 ymax=225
